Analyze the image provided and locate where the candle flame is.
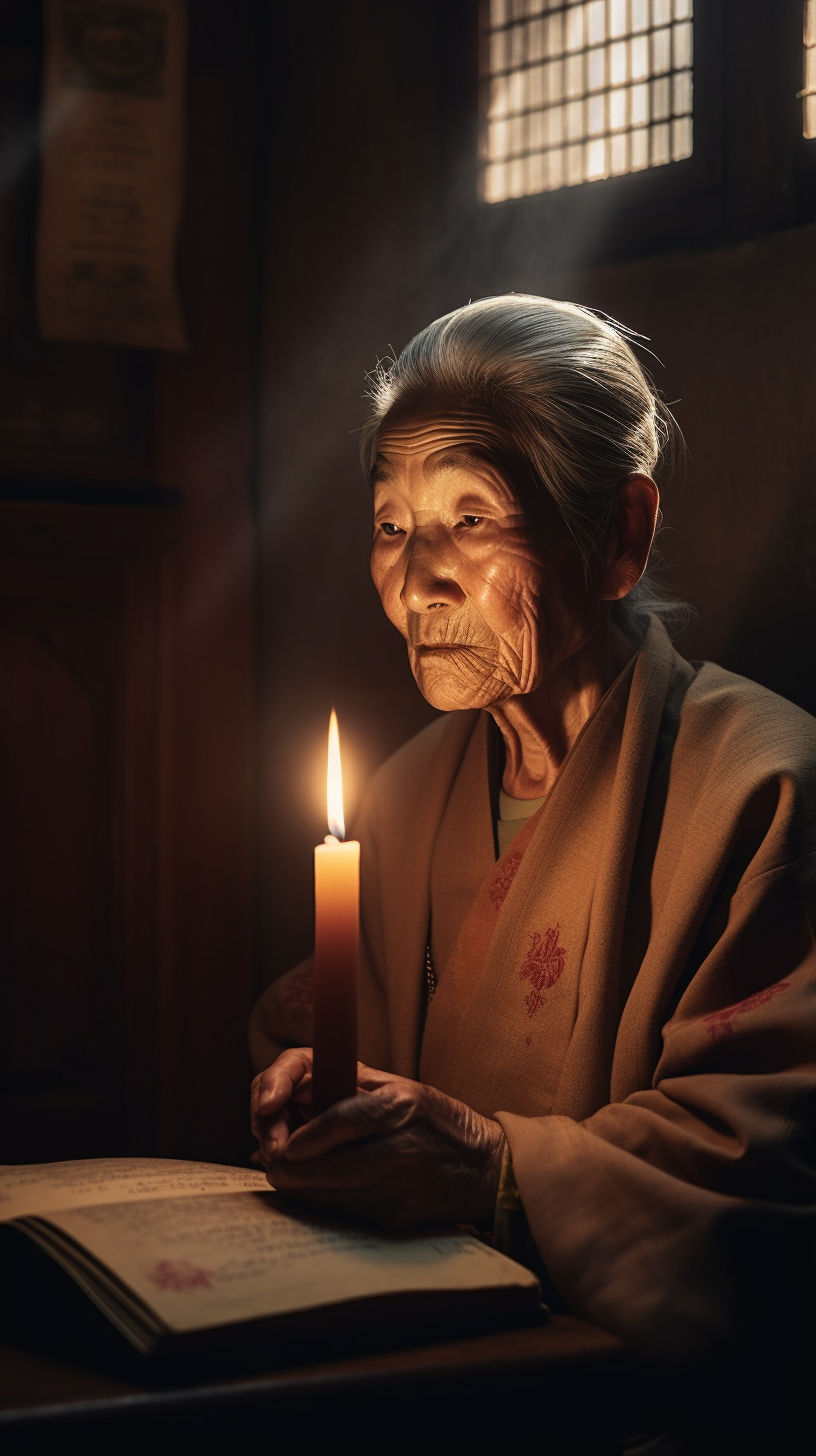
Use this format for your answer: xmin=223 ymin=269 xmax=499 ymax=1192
xmin=326 ymin=709 xmax=345 ymax=839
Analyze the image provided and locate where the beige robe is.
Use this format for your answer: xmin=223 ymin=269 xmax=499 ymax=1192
xmin=252 ymin=618 xmax=816 ymax=1358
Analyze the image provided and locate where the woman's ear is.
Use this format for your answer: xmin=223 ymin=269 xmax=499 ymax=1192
xmin=598 ymin=475 xmax=660 ymax=602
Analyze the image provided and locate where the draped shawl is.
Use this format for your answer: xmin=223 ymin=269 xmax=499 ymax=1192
xmin=255 ymin=619 xmax=816 ymax=1357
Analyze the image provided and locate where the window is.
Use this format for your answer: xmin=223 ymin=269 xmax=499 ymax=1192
xmin=804 ymin=0 xmax=816 ymax=137
xmin=480 ymin=0 xmax=694 ymax=203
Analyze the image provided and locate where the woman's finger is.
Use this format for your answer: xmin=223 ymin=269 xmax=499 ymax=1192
xmin=251 ymin=1056 xmax=390 ymax=1139
xmin=266 ymin=1139 xmax=444 ymax=1229
xmin=282 ymin=1080 xmax=416 ymax=1161
xmin=268 ymin=1141 xmax=394 ymax=1193
xmin=256 ymin=1110 xmax=293 ymax=1159
xmin=253 ymin=1046 xmax=314 ymax=1123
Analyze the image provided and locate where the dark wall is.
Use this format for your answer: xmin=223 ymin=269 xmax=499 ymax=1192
xmin=545 ymin=225 xmax=816 ymax=715
xmin=0 ymin=1 xmax=257 ymax=1166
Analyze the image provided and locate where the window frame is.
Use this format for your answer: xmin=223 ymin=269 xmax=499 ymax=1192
xmin=432 ymin=0 xmax=816 ymax=275
xmin=478 ymin=2 xmax=702 ymax=212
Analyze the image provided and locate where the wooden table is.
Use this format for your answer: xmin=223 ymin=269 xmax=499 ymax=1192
xmin=0 ymin=1316 xmax=666 ymax=1453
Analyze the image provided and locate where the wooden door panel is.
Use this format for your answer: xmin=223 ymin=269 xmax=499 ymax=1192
xmin=0 ymin=531 xmax=165 ymax=1162
xmin=0 ymin=611 xmax=121 ymax=1160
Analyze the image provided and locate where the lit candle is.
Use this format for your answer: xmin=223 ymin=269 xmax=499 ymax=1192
xmin=311 ymin=709 xmax=359 ymax=1114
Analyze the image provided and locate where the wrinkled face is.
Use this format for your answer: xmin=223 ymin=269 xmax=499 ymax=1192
xmin=369 ymin=417 xmax=599 ymax=712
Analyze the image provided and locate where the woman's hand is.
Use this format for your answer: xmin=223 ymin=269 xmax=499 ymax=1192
xmin=250 ymin=1048 xmax=505 ymax=1230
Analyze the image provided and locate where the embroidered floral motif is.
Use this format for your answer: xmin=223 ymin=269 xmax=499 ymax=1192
xmin=703 ymin=981 xmax=791 ymax=1043
xmin=149 ymin=1260 xmax=214 ymax=1292
xmin=490 ymin=850 xmax=523 ymax=910
xmin=519 ymin=925 xmax=566 ymax=1018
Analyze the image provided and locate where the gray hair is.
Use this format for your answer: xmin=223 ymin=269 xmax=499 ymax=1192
xmin=360 ymin=293 xmax=692 ymax=641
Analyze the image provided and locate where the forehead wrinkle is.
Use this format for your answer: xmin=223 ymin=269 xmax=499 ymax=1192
xmin=370 ymin=445 xmax=500 ymax=494
xmin=375 ymin=413 xmax=508 ymax=454
xmin=424 ymin=447 xmax=498 ymax=480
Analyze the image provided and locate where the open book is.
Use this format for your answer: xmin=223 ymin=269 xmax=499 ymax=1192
xmin=0 ymin=1159 xmax=543 ymax=1363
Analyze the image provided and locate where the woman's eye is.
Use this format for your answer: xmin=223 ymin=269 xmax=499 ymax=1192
xmin=460 ymin=515 xmax=483 ymax=528
xmin=378 ymin=522 xmax=403 ymax=537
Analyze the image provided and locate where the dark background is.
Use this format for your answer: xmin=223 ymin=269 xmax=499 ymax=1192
xmin=1 ymin=0 xmax=814 ymax=1169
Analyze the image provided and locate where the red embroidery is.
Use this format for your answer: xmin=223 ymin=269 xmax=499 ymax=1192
xmin=282 ymin=967 xmax=313 ymax=1026
xmin=149 ymin=1260 xmax=214 ymax=1292
xmin=490 ymin=851 xmax=523 ymax=910
xmin=519 ymin=926 xmax=566 ymax=1018
xmin=703 ymin=981 xmax=791 ymax=1043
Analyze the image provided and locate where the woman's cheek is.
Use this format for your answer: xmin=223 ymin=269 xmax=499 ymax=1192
xmin=469 ymin=559 xmax=537 ymax=636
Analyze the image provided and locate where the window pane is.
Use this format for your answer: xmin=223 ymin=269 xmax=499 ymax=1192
xmin=609 ymin=0 xmax=628 ymax=40
xmin=566 ymin=142 xmax=584 ymax=184
xmin=651 ymin=75 xmax=671 ymax=121
xmin=567 ymin=98 xmax=585 ymax=140
xmin=489 ymin=29 xmax=506 ymax=71
xmin=587 ymin=45 xmax=605 ymax=91
xmin=479 ymin=0 xmax=694 ymax=200
xmin=630 ymin=34 xmax=650 ymax=81
xmin=631 ymin=81 xmax=649 ymax=125
xmin=565 ymin=6 xmax=584 ymax=52
xmin=651 ymin=120 xmax=671 ymax=166
xmin=610 ymin=40 xmax=629 ymax=86
xmin=530 ymin=109 xmax=547 ymax=149
xmin=652 ymin=27 xmax=671 ymax=74
xmin=529 ymin=64 xmax=546 ymax=106
xmin=484 ymin=162 xmax=506 ymax=201
xmin=631 ymin=126 xmax=649 ymax=169
xmin=673 ymin=19 xmax=693 ymax=69
xmin=587 ymin=1 xmax=606 ymax=47
xmin=672 ymin=68 xmax=692 ymax=116
xmin=528 ymin=18 xmax=546 ymax=61
xmin=610 ymin=130 xmax=629 ymax=172
xmin=610 ymin=87 xmax=627 ymax=130
xmin=548 ymin=58 xmax=565 ymax=102
xmin=566 ymin=51 xmax=585 ymax=97
xmin=587 ymin=136 xmax=608 ymax=178
xmin=672 ymin=114 xmax=693 ymax=160
xmin=588 ymin=92 xmax=606 ymax=135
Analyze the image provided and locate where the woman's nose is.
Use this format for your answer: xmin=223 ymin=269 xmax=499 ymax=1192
xmin=400 ymin=528 xmax=465 ymax=613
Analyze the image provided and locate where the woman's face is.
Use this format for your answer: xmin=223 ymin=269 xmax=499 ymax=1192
xmin=369 ymin=416 xmax=600 ymax=712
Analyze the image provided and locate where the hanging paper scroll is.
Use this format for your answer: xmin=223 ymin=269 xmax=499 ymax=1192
xmin=37 ymin=0 xmax=187 ymax=350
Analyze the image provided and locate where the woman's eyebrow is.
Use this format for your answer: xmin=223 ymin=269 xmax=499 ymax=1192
xmin=369 ymin=457 xmax=392 ymax=487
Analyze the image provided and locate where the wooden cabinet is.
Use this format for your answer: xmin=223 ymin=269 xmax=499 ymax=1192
xmin=0 ymin=505 xmax=175 ymax=1160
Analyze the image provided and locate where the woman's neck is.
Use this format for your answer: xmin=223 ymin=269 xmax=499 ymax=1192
xmin=489 ymin=617 xmax=635 ymax=798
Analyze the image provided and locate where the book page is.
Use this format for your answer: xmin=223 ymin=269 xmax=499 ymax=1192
xmin=39 ymin=1192 xmax=539 ymax=1333
xmin=0 ymin=1159 xmax=268 ymax=1221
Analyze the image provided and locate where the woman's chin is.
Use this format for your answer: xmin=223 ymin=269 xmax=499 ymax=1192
xmin=412 ymin=667 xmax=512 ymax=714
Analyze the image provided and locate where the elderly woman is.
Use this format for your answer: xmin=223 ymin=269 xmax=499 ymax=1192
xmin=250 ymin=295 xmax=816 ymax=1359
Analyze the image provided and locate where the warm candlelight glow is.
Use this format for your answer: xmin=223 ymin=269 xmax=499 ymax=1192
xmin=327 ymin=708 xmax=345 ymax=839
